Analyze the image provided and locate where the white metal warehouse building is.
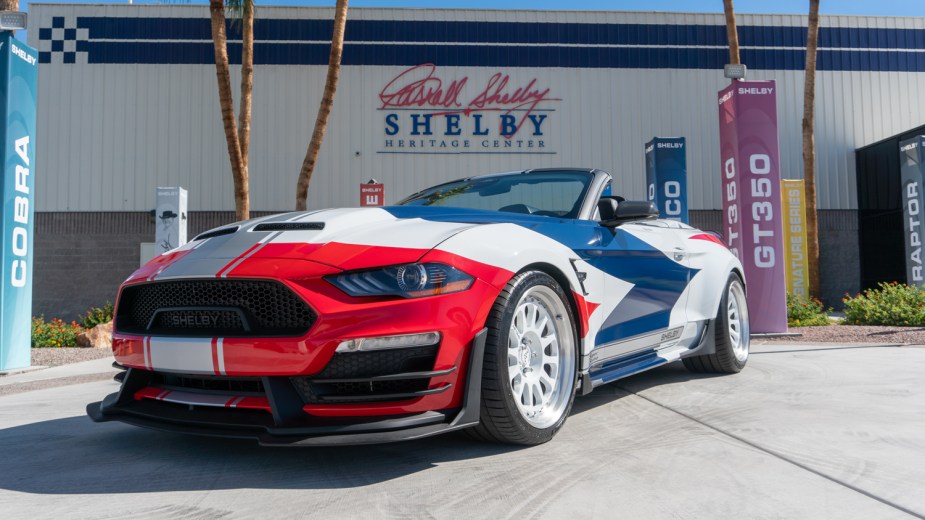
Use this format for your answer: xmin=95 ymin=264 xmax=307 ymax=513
xmin=25 ymin=4 xmax=925 ymax=317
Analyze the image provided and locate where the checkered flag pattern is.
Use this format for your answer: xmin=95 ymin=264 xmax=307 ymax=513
xmin=38 ymin=16 xmax=89 ymax=64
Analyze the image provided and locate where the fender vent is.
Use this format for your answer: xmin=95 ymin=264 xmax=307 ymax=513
xmin=253 ymin=222 xmax=325 ymax=232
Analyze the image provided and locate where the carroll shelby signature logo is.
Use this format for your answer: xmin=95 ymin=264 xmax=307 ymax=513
xmin=379 ymin=63 xmax=560 ymax=138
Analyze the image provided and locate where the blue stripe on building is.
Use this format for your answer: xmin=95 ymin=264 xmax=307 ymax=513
xmin=63 ymin=42 xmax=925 ymax=72
xmin=37 ymin=17 xmax=925 ymax=71
xmin=64 ymin=17 xmax=925 ymax=50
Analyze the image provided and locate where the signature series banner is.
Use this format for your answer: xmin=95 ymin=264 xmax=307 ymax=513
xmin=377 ymin=64 xmax=560 ymax=155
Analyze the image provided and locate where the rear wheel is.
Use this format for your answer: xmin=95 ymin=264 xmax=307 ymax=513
xmin=683 ymin=273 xmax=749 ymax=374
xmin=467 ymin=271 xmax=578 ymax=445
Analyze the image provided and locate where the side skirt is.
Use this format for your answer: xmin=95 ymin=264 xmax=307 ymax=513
xmin=580 ymin=319 xmax=714 ymax=393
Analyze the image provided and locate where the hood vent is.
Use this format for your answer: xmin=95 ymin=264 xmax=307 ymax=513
xmin=253 ymin=222 xmax=325 ymax=232
xmin=193 ymin=226 xmax=239 ymax=241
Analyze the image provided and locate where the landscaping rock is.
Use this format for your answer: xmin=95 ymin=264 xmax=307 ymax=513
xmin=75 ymin=321 xmax=113 ymax=349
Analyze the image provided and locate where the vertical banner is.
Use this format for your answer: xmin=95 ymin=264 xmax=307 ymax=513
xmin=781 ymin=179 xmax=810 ymax=298
xmin=644 ymin=137 xmax=689 ymax=223
xmin=155 ymin=187 xmax=188 ymax=255
xmin=360 ymin=181 xmax=384 ymax=207
xmin=718 ymin=80 xmax=787 ymax=333
xmin=0 ymin=34 xmax=38 ymax=371
xmin=900 ymin=136 xmax=925 ymax=287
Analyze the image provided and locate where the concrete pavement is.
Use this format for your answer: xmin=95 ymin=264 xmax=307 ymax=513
xmin=0 ymin=343 xmax=923 ymax=519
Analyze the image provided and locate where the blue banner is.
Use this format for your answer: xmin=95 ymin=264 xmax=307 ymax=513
xmin=1 ymin=34 xmax=38 ymax=371
xmin=900 ymin=136 xmax=925 ymax=287
xmin=644 ymin=137 xmax=689 ymax=223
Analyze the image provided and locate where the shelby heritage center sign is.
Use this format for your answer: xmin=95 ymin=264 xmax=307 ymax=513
xmin=718 ymin=80 xmax=787 ymax=333
xmin=378 ymin=64 xmax=560 ymax=155
xmin=901 ymin=136 xmax=925 ymax=287
xmin=1 ymin=33 xmax=38 ymax=371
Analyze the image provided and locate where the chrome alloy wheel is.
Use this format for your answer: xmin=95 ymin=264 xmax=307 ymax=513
xmin=506 ymin=285 xmax=576 ymax=428
xmin=727 ymin=279 xmax=750 ymax=363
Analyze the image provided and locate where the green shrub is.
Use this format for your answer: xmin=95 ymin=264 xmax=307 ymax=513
xmin=32 ymin=317 xmax=86 ymax=348
xmin=787 ymin=293 xmax=832 ymax=327
xmin=80 ymin=302 xmax=114 ymax=329
xmin=843 ymin=282 xmax=925 ymax=326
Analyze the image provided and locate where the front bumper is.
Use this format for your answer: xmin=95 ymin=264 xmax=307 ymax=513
xmin=88 ymin=330 xmax=485 ymax=446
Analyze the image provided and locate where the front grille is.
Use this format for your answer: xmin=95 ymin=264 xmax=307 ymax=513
xmin=116 ymin=280 xmax=316 ymax=337
xmin=292 ymin=345 xmax=440 ymax=404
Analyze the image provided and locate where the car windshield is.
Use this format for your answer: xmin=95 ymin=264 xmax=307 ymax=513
xmin=397 ymin=171 xmax=594 ymax=218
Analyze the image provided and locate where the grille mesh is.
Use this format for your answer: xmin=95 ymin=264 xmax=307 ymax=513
xmin=291 ymin=345 xmax=439 ymax=404
xmin=116 ymin=280 xmax=315 ymax=336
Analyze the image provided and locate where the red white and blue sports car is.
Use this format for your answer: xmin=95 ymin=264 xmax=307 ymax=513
xmin=88 ymin=168 xmax=749 ymax=446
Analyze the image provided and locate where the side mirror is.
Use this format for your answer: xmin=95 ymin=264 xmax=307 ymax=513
xmin=601 ymin=201 xmax=659 ymax=228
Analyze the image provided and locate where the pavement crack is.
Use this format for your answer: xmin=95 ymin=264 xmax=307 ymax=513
xmin=615 ymin=384 xmax=925 ymax=520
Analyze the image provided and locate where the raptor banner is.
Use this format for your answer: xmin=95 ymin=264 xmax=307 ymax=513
xmin=900 ymin=136 xmax=925 ymax=287
xmin=1 ymin=33 xmax=38 ymax=371
xmin=718 ymin=80 xmax=787 ymax=333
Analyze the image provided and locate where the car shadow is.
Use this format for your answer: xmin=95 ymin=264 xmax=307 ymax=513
xmin=0 ymin=364 xmax=711 ymax=496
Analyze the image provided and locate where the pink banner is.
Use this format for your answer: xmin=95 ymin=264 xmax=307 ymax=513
xmin=718 ymin=80 xmax=787 ymax=333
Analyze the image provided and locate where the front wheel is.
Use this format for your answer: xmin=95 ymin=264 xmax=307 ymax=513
xmin=683 ymin=273 xmax=749 ymax=374
xmin=466 ymin=271 xmax=578 ymax=445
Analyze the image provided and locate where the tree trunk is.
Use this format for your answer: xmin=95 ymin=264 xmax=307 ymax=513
xmin=723 ymin=0 xmax=740 ymax=64
xmin=295 ymin=0 xmax=349 ymax=211
xmin=209 ymin=0 xmax=249 ymax=221
xmin=238 ymin=1 xmax=254 ymax=171
xmin=803 ymin=0 xmax=821 ymax=298
xmin=0 ymin=1 xmax=19 ymax=12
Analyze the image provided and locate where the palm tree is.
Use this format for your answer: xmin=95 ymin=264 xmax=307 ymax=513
xmin=802 ymin=0 xmax=821 ymax=298
xmin=722 ymin=0 xmax=740 ymax=64
xmin=295 ymin=0 xmax=349 ymax=211
xmin=209 ymin=0 xmax=254 ymax=221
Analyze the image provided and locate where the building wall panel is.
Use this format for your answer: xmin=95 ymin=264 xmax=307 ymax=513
xmin=26 ymin=5 xmax=925 ymax=213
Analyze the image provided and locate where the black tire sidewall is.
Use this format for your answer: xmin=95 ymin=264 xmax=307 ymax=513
xmin=485 ymin=271 xmax=579 ymax=443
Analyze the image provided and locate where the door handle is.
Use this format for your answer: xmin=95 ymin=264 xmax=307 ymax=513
xmin=673 ymin=248 xmax=687 ymax=261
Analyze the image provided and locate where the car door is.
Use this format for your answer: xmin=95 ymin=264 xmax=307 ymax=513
xmin=585 ymin=220 xmax=692 ymax=364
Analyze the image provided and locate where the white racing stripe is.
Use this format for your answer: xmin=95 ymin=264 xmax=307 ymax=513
xmin=148 ymin=337 xmax=215 ymax=374
xmin=216 ymin=338 xmax=226 ymax=376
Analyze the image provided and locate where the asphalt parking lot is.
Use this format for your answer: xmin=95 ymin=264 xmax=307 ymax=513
xmin=1 ymin=343 xmax=923 ymax=519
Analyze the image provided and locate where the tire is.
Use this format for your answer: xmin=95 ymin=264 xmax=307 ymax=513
xmin=682 ymin=273 xmax=750 ymax=374
xmin=466 ymin=271 xmax=578 ymax=445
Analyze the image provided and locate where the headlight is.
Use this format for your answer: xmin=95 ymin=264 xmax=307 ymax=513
xmin=326 ymin=263 xmax=474 ymax=298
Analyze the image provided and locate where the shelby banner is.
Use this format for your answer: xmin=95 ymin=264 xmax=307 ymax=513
xmin=718 ymin=80 xmax=787 ymax=333
xmin=644 ymin=137 xmax=689 ymax=223
xmin=0 ymin=34 xmax=38 ymax=371
xmin=900 ymin=135 xmax=925 ymax=287
xmin=781 ymin=179 xmax=810 ymax=298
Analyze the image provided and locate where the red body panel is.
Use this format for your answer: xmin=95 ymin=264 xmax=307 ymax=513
xmin=113 ymin=244 xmax=514 ymax=417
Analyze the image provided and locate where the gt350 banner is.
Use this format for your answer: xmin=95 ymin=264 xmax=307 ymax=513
xmin=900 ymin=135 xmax=925 ymax=287
xmin=645 ymin=137 xmax=689 ymax=223
xmin=1 ymin=34 xmax=38 ymax=371
xmin=718 ymin=80 xmax=787 ymax=333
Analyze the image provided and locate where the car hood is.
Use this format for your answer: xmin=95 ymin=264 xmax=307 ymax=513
xmin=137 ymin=207 xmax=488 ymax=280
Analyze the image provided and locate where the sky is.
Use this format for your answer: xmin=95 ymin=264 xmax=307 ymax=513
xmin=15 ymin=0 xmax=925 ymax=40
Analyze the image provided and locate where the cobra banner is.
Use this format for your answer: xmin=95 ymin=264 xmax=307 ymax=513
xmin=645 ymin=137 xmax=689 ymax=223
xmin=1 ymin=33 xmax=38 ymax=371
xmin=718 ymin=80 xmax=787 ymax=333
xmin=781 ymin=180 xmax=810 ymax=298
xmin=900 ymin=135 xmax=925 ymax=287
